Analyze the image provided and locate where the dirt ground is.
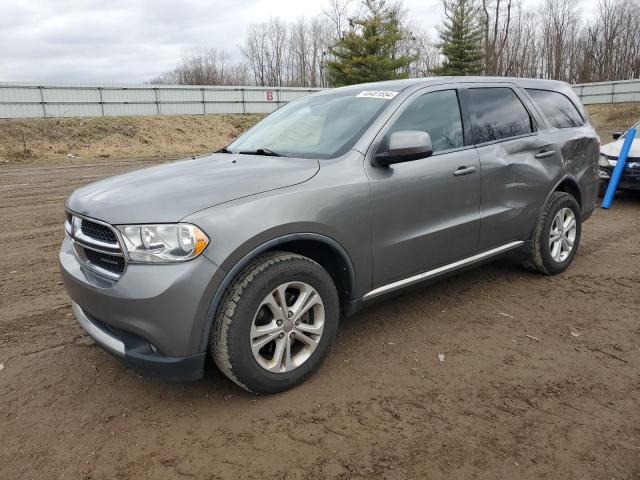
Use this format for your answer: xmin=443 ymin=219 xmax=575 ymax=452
xmin=1 ymin=158 xmax=639 ymax=480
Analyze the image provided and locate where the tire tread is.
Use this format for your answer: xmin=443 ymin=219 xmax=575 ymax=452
xmin=522 ymin=191 xmax=578 ymax=275
xmin=211 ymin=251 xmax=331 ymax=393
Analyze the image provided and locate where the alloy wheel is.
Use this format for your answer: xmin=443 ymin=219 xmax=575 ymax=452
xmin=549 ymin=207 xmax=577 ymax=262
xmin=250 ymin=281 xmax=325 ymax=373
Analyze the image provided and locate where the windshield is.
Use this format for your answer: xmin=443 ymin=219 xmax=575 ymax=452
xmin=227 ymin=90 xmax=394 ymax=159
xmin=621 ymin=120 xmax=640 ymax=138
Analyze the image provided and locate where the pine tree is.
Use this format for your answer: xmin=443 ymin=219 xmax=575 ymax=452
xmin=326 ymin=0 xmax=414 ymax=86
xmin=437 ymin=0 xmax=484 ymax=75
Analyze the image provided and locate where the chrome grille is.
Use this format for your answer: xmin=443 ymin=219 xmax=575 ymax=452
xmin=65 ymin=212 xmax=125 ymax=279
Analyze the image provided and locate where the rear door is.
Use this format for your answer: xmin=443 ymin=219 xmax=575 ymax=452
xmin=366 ymin=85 xmax=481 ymax=288
xmin=524 ymin=87 xmax=600 ymax=211
xmin=464 ymin=84 xmax=563 ymax=250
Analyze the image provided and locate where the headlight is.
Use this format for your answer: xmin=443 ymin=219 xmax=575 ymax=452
xmin=117 ymin=224 xmax=209 ymax=263
xmin=599 ymin=154 xmax=611 ymax=167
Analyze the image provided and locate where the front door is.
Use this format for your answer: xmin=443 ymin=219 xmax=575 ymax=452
xmin=366 ymin=88 xmax=481 ymax=289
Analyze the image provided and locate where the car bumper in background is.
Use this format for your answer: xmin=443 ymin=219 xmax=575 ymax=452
xmin=59 ymin=235 xmax=225 ymax=381
xmin=599 ymin=159 xmax=640 ymax=191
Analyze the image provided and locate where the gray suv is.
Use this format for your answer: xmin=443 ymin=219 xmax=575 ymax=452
xmin=60 ymin=77 xmax=599 ymax=393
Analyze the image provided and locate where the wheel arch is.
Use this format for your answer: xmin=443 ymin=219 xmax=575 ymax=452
xmin=553 ymin=176 xmax=583 ymax=210
xmin=527 ymin=176 xmax=583 ymax=243
xmin=199 ymin=233 xmax=356 ymax=352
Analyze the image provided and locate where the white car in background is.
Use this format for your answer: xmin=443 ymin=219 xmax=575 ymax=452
xmin=599 ymin=120 xmax=640 ymax=195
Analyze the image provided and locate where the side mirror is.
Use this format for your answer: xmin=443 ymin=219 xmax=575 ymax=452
xmin=612 ymin=131 xmax=623 ymax=140
xmin=375 ymin=130 xmax=433 ymax=167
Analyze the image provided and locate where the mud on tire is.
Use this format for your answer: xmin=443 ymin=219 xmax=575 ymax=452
xmin=522 ymin=191 xmax=582 ymax=275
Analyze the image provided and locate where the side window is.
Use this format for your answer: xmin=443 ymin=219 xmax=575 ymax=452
xmin=469 ymin=87 xmax=533 ymax=144
xmin=388 ymin=90 xmax=464 ymax=153
xmin=526 ymin=88 xmax=584 ymax=129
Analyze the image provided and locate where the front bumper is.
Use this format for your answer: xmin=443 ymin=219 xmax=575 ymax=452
xmin=71 ymin=301 xmax=206 ymax=381
xmin=60 ymin=235 xmax=225 ymax=381
xmin=599 ymin=159 xmax=640 ymax=191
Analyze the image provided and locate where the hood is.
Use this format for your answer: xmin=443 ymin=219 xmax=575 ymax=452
xmin=66 ymin=153 xmax=319 ymax=224
xmin=601 ymin=137 xmax=640 ymax=160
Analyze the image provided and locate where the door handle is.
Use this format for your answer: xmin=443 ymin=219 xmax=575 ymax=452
xmin=453 ymin=166 xmax=476 ymax=176
xmin=535 ymin=150 xmax=556 ymax=159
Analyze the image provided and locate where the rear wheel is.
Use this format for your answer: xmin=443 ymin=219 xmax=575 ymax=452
xmin=523 ymin=191 xmax=581 ymax=275
xmin=211 ymin=252 xmax=339 ymax=394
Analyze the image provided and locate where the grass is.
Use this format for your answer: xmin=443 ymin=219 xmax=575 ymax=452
xmin=0 ymin=114 xmax=263 ymax=164
xmin=586 ymin=103 xmax=640 ymax=141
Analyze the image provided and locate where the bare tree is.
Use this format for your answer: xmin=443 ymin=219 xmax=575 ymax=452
xmin=323 ymin=0 xmax=354 ymax=40
xmin=286 ymin=17 xmax=332 ymax=87
xmin=539 ymin=0 xmax=582 ymax=81
xmin=500 ymin=2 xmax=540 ymax=77
xmin=481 ymin=0 xmax=512 ymax=75
xmin=150 ymin=48 xmax=248 ymax=85
xmin=151 ymin=0 xmax=640 ymax=87
xmin=577 ymin=0 xmax=640 ymax=82
xmin=399 ymin=22 xmax=441 ymax=77
xmin=241 ymin=18 xmax=290 ymax=86
xmin=497 ymin=0 xmax=640 ymax=82
xmin=241 ymin=23 xmax=269 ymax=86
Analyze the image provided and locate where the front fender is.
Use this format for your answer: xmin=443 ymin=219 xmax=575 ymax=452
xmin=181 ymin=154 xmax=372 ymax=352
xmin=196 ymin=232 xmax=357 ymax=352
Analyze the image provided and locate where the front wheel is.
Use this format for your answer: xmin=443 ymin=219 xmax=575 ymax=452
xmin=523 ymin=191 xmax=582 ymax=275
xmin=211 ymin=252 xmax=339 ymax=394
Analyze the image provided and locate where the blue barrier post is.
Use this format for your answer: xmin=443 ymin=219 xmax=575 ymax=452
xmin=602 ymin=128 xmax=637 ymax=209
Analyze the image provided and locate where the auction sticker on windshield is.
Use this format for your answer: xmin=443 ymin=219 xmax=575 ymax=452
xmin=356 ymin=90 xmax=399 ymax=99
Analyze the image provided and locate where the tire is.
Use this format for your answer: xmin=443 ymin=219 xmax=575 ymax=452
xmin=598 ymin=180 xmax=607 ymax=198
xmin=522 ymin=191 xmax=582 ymax=275
xmin=211 ymin=251 xmax=340 ymax=394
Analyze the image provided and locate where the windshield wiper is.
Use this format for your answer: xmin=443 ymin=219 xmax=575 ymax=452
xmin=216 ymin=147 xmax=232 ymax=153
xmin=238 ymin=148 xmax=285 ymax=157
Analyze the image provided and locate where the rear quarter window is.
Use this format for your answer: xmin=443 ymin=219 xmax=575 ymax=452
xmin=526 ymin=89 xmax=584 ymax=129
xmin=469 ymin=87 xmax=533 ymax=144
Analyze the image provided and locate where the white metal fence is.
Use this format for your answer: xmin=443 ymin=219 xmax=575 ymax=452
xmin=572 ymin=79 xmax=640 ymax=105
xmin=0 ymin=79 xmax=638 ymax=119
xmin=0 ymin=83 xmax=323 ymax=119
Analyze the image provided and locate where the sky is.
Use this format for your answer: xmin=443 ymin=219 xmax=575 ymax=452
xmin=0 ymin=0 xmax=597 ymax=84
